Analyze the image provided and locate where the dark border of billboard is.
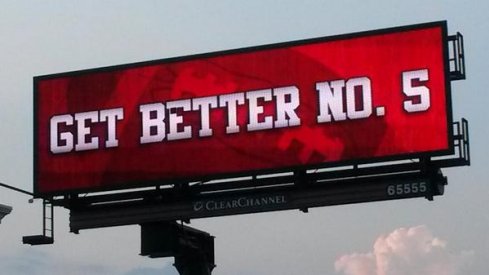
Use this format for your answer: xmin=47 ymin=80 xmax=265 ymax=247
xmin=33 ymin=21 xmax=453 ymax=197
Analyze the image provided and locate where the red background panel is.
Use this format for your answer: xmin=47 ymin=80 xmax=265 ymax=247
xmin=34 ymin=22 xmax=451 ymax=195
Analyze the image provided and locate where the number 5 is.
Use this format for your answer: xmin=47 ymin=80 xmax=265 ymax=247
xmin=402 ymin=69 xmax=430 ymax=113
xmin=420 ymin=182 xmax=427 ymax=193
xmin=412 ymin=182 xmax=419 ymax=193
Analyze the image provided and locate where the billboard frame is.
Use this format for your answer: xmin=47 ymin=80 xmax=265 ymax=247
xmin=33 ymin=21 xmax=454 ymax=198
xmin=68 ymin=117 xmax=470 ymax=231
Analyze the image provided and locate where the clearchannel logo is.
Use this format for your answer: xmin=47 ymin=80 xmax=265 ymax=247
xmin=193 ymin=195 xmax=287 ymax=212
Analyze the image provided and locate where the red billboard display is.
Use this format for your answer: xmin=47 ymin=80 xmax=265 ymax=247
xmin=34 ymin=21 xmax=452 ymax=196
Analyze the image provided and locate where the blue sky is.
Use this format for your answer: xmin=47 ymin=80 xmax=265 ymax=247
xmin=0 ymin=1 xmax=488 ymax=274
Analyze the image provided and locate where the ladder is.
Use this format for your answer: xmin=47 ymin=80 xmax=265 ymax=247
xmin=23 ymin=199 xmax=54 ymax=245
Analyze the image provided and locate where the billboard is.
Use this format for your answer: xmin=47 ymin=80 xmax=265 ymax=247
xmin=34 ymin=21 xmax=452 ymax=196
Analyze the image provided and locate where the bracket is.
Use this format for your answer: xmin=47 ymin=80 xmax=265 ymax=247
xmin=140 ymin=222 xmax=215 ymax=275
xmin=448 ymin=32 xmax=466 ymax=81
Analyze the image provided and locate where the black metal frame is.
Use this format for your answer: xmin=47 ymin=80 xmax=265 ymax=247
xmin=59 ymin=119 xmax=468 ymax=204
xmin=140 ymin=222 xmax=215 ymax=275
xmin=27 ymin=23 xmax=470 ymax=261
xmin=0 ymin=182 xmax=54 ymax=244
xmin=25 ymin=21 xmax=471 ymax=275
xmin=23 ymin=199 xmax=54 ymax=245
xmin=33 ymin=20 xmax=456 ymax=198
xmin=448 ymin=32 xmax=466 ymax=81
xmin=62 ymin=118 xmax=469 ymax=232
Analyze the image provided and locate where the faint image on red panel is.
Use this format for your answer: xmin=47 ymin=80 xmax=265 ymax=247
xmin=34 ymin=21 xmax=452 ymax=196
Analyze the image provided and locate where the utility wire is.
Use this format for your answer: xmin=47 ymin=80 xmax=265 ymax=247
xmin=0 ymin=182 xmax=34 ymax=196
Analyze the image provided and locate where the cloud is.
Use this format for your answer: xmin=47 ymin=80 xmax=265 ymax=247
xmin=0 ymin=248 xmax=112 ymax=275
xmin=124 ymin=265 xmax=178 ymax=275
xmin=0 ymin=247 xmax=175 ymax=275
xmin=335 ymin=225 xmax=474 ymax=275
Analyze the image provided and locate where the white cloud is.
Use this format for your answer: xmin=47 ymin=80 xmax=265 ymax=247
xmin=335 ymin=225 xmax=474 ymax=275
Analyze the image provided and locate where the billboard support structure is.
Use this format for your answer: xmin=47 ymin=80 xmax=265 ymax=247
xmin=140 ymin=221 xmax=215 ymax=275
xmin=27 ymin=21 xmax=470 ymax=274
xmin=448 ymin=32 xmax=466 ymax=81
xmin=0 ymin=182 xmax=53 ymax=244
xmin=23 ymin=199 xmax=54 ymax=245
xmin=64 ymin=118 xmax=469 ymax=232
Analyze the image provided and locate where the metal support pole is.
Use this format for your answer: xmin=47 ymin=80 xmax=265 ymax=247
xmin=140 ymin=222 xmax=215 ymax=275
xmin=174 ymin=248 xmax=213 ymax=275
